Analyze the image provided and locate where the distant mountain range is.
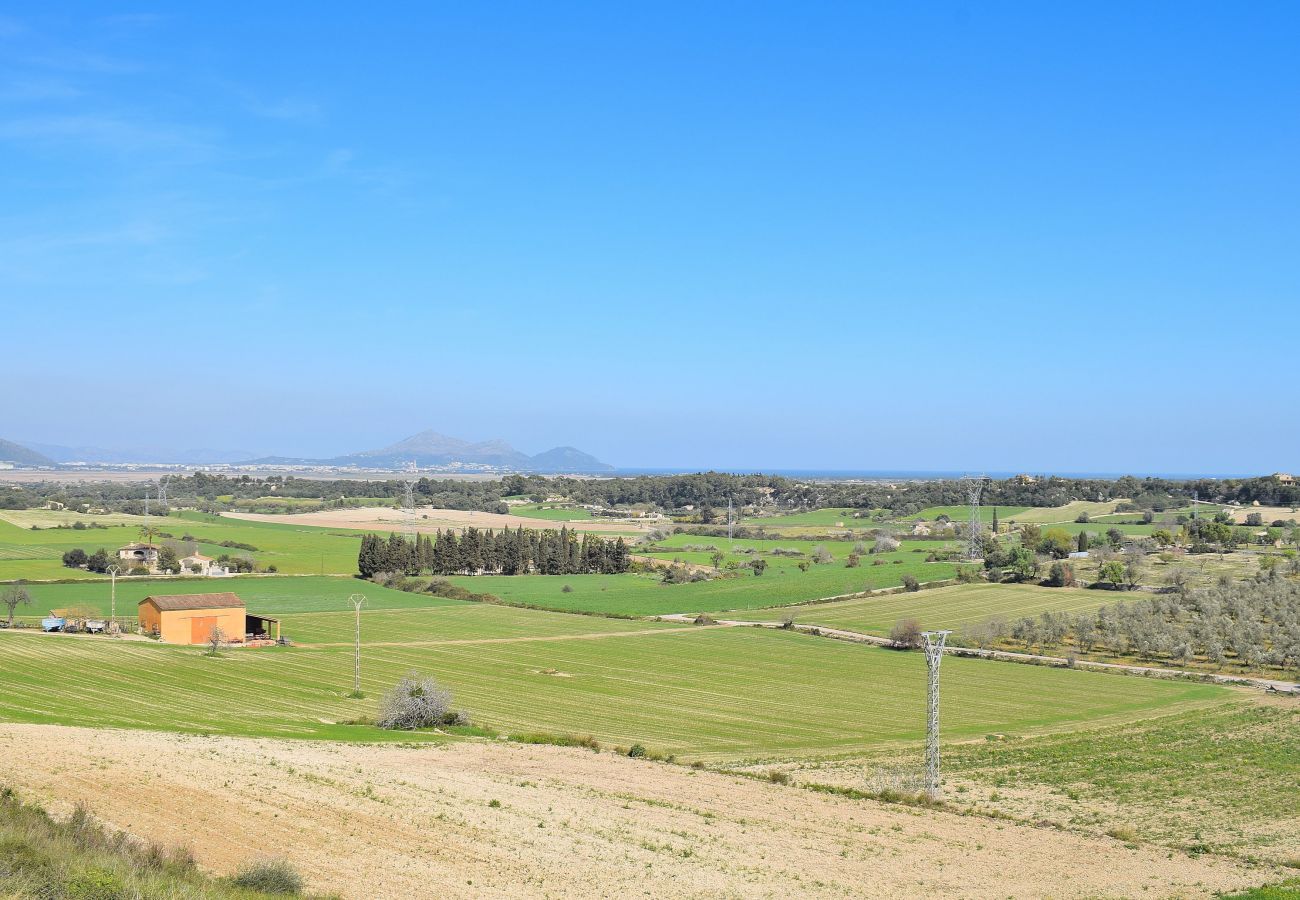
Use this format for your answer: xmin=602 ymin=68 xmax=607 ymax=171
xmin=0 ymin=430 xmax=612 ymax=473
xmin=245 ymin=430 xmax=613 ymax=473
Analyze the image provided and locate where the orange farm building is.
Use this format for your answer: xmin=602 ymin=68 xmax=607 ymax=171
xmin=137 ymin=593 xmax=280 ymax=645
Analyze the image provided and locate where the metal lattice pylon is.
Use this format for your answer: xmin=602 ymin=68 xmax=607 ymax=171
xmin=962 ymin=474 xmax=987 ymax=559
xmin=402 ymin=476 xmax=418 ymax=542
xmin=922 ymin=630 xmax=951 ymax=799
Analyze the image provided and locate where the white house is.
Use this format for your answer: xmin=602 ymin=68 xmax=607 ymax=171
xmin=179 ymin=552 xmax=227 ymax=577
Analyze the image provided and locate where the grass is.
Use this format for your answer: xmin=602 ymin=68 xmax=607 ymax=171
xmin=913 ymin=505 xmax=1030 ymax=523
xmin=935 ymin=702 xmax=1300 ymax=864
xmin=742 ymin=582 xmax=1112 ymax=636
xmin=510 ymin=504 xmax=594 ymax=522
xmin=739 ymin=508 xmax=882 ymax=528
xmin=13 ymin=575 xmax=442 ymax=619
xmin=1001 ymin=500 xmax=1125 ymax=524
xmin=1224 ymin=882 xmax=1300 ymax=899
xmin=444 ymin=550 xmax=957 ymax=616
xmin=0 ymin=509 xmax=368 ymax=580
xmin=0 ymin=609 xmax=1224 ymax=757
xmin=0 ymin=785 xmax=301 ymax=898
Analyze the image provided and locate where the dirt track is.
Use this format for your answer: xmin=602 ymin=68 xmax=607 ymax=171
xmin=0 ymin=725 xmax=1277 ymax=899
xmin=223 ymin=506 xmax=650 ymax=535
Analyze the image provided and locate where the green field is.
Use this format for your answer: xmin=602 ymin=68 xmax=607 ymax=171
xmin=446 ymin=550 xmax=957 ymax=617
xmin=1001 ymin=501 xmax=1124 ymax=524
xmin=12 ymin=575 xmax=435 ymax=619
xmin=0 ymin=605 xmax=1223 ymax=758
xmin=741 ymin=508 xmax=882 ymax=528
xmin=0 ymin=509 xmax=367 ymax=580
xmin=913 ymin=505 xmax=1031 ymax=523
xmin=510 ymin=504 xmax=594 ymax=521
xmin=743 ymin=582 xmax=1112 ymax=636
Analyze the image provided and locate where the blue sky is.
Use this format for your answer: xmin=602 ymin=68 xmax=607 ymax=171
xmin=1 ymin=3 xmax=1296 ymax=473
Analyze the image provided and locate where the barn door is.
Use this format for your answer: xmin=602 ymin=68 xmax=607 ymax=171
xmin=191 ymin=616 xmax=218 ymax=644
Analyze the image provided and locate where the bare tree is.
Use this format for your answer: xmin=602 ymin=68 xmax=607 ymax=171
xmin=206 ymin=625 xmax=226 ymax=657
xmin=377 ymin=672 xmax=454 ymax=730
xmin=3 ymin=581 xmax=31 ymax=628
xmin=889 ymin=618 xmax=923 ymax=649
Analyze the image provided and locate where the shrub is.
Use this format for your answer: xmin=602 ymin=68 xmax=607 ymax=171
xmin=1044 ymin=561 xmax=1076 ymax=587
xmin=376 ymin=672 xmax=454 ymax=730
xmin=693 ymin=613 xmax=718 ymax=626
xmin=901 ymin=574 xmax=920 ymax=592
xmin=890 ymin=618 xmax=923 ymax=648
xmin=767 ymin=769 xmax=791 ymax=785
xmin=627 ymin=743 xmax=647 ymax=759
xmin=561 ymin=584 xmax=574 ymax=593
xmin=231 ymin=858 xmax=304 ymax=895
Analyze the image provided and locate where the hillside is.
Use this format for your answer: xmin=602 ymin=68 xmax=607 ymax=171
xmin=0 ymin=438 xmax=54 ymax=467
xmin=528 ymin=445 xmax=614 ymax=473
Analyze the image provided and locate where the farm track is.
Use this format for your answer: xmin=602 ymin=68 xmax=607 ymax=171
xmin=0 ymin=724 xmax=1278 ymax=899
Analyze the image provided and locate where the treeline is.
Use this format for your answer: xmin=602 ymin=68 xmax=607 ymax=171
xmin=7 ymin=470 xmax=1297 ymax=518
xmin=357 ymin=527 xmax=631 ymax=578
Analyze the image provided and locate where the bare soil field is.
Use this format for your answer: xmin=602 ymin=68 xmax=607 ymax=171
xmin=223 ymin=506 xmax=650 ymax=534
xmin=0 ymin=725 xmax=1276 ymax=899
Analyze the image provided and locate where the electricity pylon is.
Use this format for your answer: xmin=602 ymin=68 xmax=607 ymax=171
xmin=961 ymin=474 xmax=987 ymax=559
xmin=922 ymin=630 xmax=952 ymax=800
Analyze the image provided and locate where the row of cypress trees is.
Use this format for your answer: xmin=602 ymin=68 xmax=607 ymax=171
xmin=358 ymin=526 xmax=631 ymax=578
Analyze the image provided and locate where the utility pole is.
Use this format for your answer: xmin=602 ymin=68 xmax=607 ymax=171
xmin=921 ymin=630 xmax=952 ymax=800
xmin=106 ymin=564 xmax=120 ymax=631
xmin=349 ymin=593 xmax=366 ymax=696
xmin=727 ymin=499 xmax=735 ymax=542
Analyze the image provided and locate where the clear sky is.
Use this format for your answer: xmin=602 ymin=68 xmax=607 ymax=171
xmin=2 ymin=3 xmax=1296 ymax=473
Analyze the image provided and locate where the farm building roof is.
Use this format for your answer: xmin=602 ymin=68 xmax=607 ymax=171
xmin=140 ymin=593 xmax=245 ymax=612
